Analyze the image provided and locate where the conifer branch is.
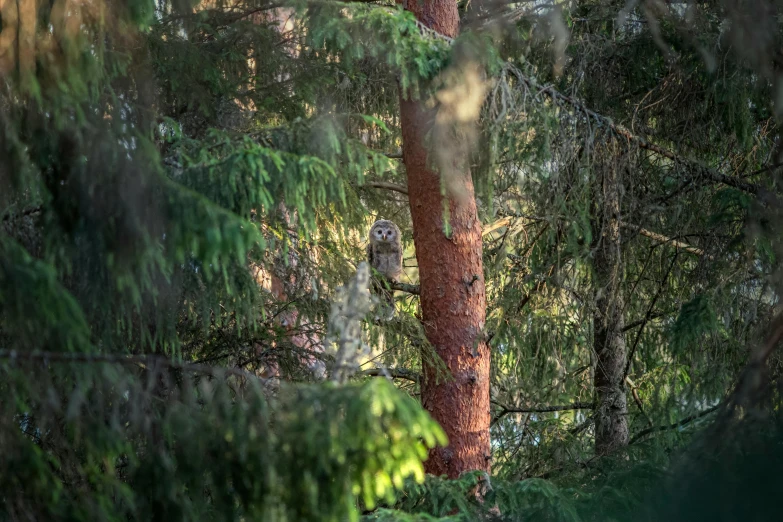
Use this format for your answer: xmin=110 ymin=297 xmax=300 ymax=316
xmin=491 ymin=401 xmax=593 ymax=426
xmin=410 ymin=18 xmax=454 ymax=43
xmin=622 ymin=310 xmax=674 ymax=332
xmin=629 ymin=404 xmax=720 ymax=444
xmin=1 ymin=206 xmax=42 ymax=222
xmin=388 ymin=280 xmax=420 ymax=295
xmin=363 ymin=181 xmax=409 ymax=195
xmin=503 ymin=64 xmax=780 ymax=206
xmin=495 ymin=213 xmax=708 ymax=258
xmin=0 ymin=349 xmax=272 ymax=384
xmin=361 ymin=367 xmax=420 ymax=383
xmin=620 ymin=221 xmax=711 ymax=258
xmin=360 ymin=186 xmax=525 ymax=239
xmin=540 ymin=403 xmax=721 ymax=478
xmin=327 ymin=263 xmax=374 ymax=384
xmin=481 ymin=216 xmax=512 ymax=236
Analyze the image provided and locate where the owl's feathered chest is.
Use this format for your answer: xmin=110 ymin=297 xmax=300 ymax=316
xmin=369 ymin=241 xmax=402 ymax=279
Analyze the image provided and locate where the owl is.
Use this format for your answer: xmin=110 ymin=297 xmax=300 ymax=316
xmin=367 ymin=219 xmax=403 ymax=319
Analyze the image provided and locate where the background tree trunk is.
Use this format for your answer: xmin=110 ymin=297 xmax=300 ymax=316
xmin=591 ymin=142 xmax=630 ymax=456
xmin=399 ymin=0 xmax=491 ymax=478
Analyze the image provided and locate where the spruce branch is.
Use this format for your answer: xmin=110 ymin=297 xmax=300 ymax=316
xmin=620 ymin=221 xmax=712 ymax=259
xmin=361 ymin=367 xmax=420 ymax=383
xmin=629 ymin=404 xmax=720 ymax=444
xmin=502 ymin=63 xmax=780 ymax=206
xmin=496 ymin=214 xmax=708 ymax=259
xmin=491 ymin=401 xmax=593 ymax=426
xmin=388 ymin=280 xmax=421 ymax=295
xmin=622 ymin=310 xmax=675 ymax=332
xmin=0 ymin=349 xmax=273 ymax=385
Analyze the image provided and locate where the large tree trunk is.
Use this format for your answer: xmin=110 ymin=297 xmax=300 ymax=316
xmin=399 ymin=0 xmax=491 ymax=478
xmin=591 ymin=142 xmax=629 ymax=455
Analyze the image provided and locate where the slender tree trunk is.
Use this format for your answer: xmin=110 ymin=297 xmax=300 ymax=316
xmin=247 ymin=12 xmax=323 ymax=381
xmin=399 ymin=0 xmax=491 ymax=478
xmin=591 ymin=141 xmax=629 ymax=455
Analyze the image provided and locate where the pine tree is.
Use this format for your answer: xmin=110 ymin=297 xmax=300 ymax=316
xmin=398 ymin=0 xmax=491 ymax=478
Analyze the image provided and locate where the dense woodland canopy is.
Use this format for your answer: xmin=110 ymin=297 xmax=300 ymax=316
xmin=3 ymin=0 xmax=783 ymax=520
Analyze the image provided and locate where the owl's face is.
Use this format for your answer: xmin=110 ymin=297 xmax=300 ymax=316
xmin=371 ymin=221 xmax=397 ymax=243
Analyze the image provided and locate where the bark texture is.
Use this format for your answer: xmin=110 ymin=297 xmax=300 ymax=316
xmin=592 ymin=143 xmax=629 ymax=456
xmin=399 ymin=0 xmax=490 ymax=478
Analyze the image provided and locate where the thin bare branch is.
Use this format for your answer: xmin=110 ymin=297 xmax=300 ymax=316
xmin=361 ymin=367 xmax=420 ymax=383
xmin=629 ymin=404 xmax=720 ymax=444
xmin=491 ymin=401 xmax=593 ymax=426
xmin=388 ymin=280 xmax=420 ymax=295
xmin=622 ymin=310 xmax=674 ymax=332
xmin=620 ymin=221 xmax=711 ymax=258
xmin=482 ymin=216 xmax=512 ymax=236
xmin=625 ymin=376 xmax=653 ymax=427
xmin=363 ymin=181 xmax=409 ymax=195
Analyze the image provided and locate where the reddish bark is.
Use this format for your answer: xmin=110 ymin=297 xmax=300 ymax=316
xmin=399 ymin=0 xmax=491 ymax=478
xmin=247 ymin=11 xmax=322 ymax=381
xmin=252 ymin=213 xmax=324 ymax=380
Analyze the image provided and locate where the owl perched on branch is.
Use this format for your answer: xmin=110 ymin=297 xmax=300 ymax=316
xmin=367 ymin=219 xmax=403 ymax=320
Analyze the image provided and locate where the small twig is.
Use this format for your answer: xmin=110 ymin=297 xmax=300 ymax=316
xmin=622 ymin=310 xmax=674 ymax=332
xmin=625 ymin=376 xmax=653 ymax=427
xmin=740 ymin=161 xmax=783 ymax=179
xmin=629 ymin=404 xmax=720 ymax=444
xmin=623 ymin=252 xmax=679 ymax=382
xmin=631 ymin=387 xmax=653 ymax=427
xmin=568 ymin=413 xmax=595 ymax=435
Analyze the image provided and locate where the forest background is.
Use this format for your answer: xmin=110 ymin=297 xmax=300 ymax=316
xmin=3 ymin=0 xmax=783 ymax=520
